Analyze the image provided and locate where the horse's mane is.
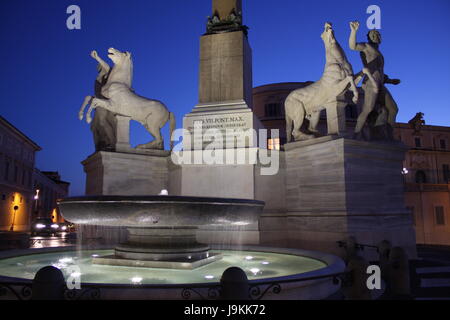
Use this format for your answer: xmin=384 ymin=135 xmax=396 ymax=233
xmin=109 ymin=52 xmax=133 ymax=88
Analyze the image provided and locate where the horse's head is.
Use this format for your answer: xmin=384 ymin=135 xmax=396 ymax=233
xmin=321 ymin=22 xmax=336 ymax=47
xmin=108 ymin=48 xmax=131 ymax=66
xmin=107 ymin=48 xmax=133 ymax=87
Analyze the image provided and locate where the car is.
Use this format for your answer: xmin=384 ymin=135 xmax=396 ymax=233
xmin=31 ymin=218 xmax=59 ymax=236
xmin=56 ymin=222 xmax=74 ymax=233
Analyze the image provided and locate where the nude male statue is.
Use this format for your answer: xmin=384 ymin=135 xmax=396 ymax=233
xmin=349 ymin=21 xmax=400 ymax=138
xmin=89 ymin=50 xmax=117 ymax=151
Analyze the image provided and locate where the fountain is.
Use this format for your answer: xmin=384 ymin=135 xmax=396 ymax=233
xmin=57 ymin=195 xmax=264 ymax=269
xmin=0 ymin=0 xmax=418 ymax=301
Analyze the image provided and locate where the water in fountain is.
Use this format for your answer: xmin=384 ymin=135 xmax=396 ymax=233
xmin=58 ymin=195 xmax=265 ymax=269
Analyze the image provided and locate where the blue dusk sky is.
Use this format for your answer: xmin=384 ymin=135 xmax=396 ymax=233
xmin=0 ymin=0 xmax=449 ymax=195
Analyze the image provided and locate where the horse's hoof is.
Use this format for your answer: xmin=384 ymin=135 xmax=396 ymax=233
xmin=86 ymin=117 xmax=92 ymax=124
xmin=294 ymin=133 xmax=315 ymax=141
xmin=78 ymin=113 xmax=84 ymax=121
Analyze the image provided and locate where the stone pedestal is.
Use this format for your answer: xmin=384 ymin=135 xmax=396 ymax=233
xmin=114 ymin=115 xmax=131 ymax=152
xmin=260 ymin=136 xmax=417 ymax=260
xmin=183 ymin=100 xmax=263 ymax=149
xmin=325 ymin=98 xmax=348 ymax=136
xmin=83 ymin=150 xmax=170 ymax=196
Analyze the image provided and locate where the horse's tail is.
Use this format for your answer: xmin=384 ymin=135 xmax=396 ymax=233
xmin=169 ymin=112 xmax=176 ymax=151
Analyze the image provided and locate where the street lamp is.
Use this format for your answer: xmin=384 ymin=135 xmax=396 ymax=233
xmin=34 ymin=189 xmax=40 ymax=217
xmin=9 ymin=205 xmax=19 ymax=232
xmin=401 ymin=168 xmax=409 ymax=184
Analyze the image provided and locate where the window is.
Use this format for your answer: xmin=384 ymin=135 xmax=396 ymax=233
xmin=415 ymin=170 xmax=427 ymax=184
xmin=407 ymin=206 xmax=416 ymax=226
xmin=1 ymin=195 xmax=5 ymax=201
xmin=21 ymin=168 xmax=25 ymax=185
xmin=415 ymin=137 xmax=422 ymax=148
xmin=28 ymin=171 xmax=32 ymax=188
xmin=268 ymin=138 xmax=280 ymax=151
xmin=440 ymin=139 xmax=447 ymax=150
xmin=435 ymin=206 xmax=445 ymax=225
xmin=264 ymin=103 xmax=282 ymax=118
xmin=4 ymin=161 xmax=9 ymax=181
xmin=443 ymin=164 xmax=450 ymax=183
xmin=14 ymin=166 xmax=18 ymax=183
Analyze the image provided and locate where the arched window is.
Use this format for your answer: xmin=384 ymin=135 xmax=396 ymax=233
xmin=415 ymin=170 xmax=427 ymax=184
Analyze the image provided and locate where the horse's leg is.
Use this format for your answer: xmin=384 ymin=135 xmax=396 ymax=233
xmin=308 ymin=110 xmax=321 ymax=134
xmin=136 ymin=113 xmax=164 ymax=150
xmin=79 ymin=96 xmax=93 ymax=121
xmin=285 ymin=113 xmax=293 ymax=143
xmin=285 ymin=98 xmax=294 ymax=143
xmin=86 ymin=98 xmax=110 ymax=124
xmin=137 ymin=124 xmax=163 ymax=150
xmin=292 ymin=103 xmax=307 ymax=141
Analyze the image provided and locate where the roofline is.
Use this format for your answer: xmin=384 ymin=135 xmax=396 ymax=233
xmin=0 ymin=115 xmax=42 ymax=151
xmin=395 ymin=122 xmax=450 ymax=131
xmin=253 ymin=81 xmax=314 ymax=93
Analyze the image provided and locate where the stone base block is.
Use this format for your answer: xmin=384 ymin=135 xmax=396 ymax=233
xmin=82 ymin=150 xmax=169 ymax=196
xmin=183 ymin=100 xmax=263 ymax=149
xmin=269 ymin=137 xmax=418 ymax=260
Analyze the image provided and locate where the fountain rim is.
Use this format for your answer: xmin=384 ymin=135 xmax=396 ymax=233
xmin=57 ymin=195 xmax=266 ymax=207
xmin=0 ymin=245 xmax=345 ymax=288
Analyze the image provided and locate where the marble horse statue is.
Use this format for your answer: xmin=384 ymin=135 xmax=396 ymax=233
xmin=285 ymin=23 xmax=370 ymax=142
xmin=79 ymin=48 xmax=175 ymax=150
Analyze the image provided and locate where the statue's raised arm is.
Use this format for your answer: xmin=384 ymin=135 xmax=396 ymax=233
xmin=91 ymin=50 xmax=111 ymax=76
xmin=349 ymin=21 xmax=366 ymax=52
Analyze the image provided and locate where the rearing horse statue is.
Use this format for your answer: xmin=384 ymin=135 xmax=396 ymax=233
xmin=285 ymin=23 xmax=369 ymax=141
xmin=79 ymin=48 xmax=175 ymax=150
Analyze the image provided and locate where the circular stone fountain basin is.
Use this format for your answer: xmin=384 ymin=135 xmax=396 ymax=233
xmin=57 ymin=196 xmax=264 ymax=227
xmin=0 ymin=246 xmax=345 ymax=300
xmin=57 ymin=196 xmax=265 ymax=267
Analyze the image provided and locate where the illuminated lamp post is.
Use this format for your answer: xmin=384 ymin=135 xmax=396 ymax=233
xmin=34 ymin=189 xmax=40 ymax=217
xmin=401 ymin=168 xmax=409 ymax=184
xmin=9 ymin=205 xmax=19 ymax=232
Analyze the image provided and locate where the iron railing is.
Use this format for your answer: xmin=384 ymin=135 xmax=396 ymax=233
xmin=0 ymin=270 xmax=351 ymax=300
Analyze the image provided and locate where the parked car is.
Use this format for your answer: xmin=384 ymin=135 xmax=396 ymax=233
xmin=31 ymin=218 xmax=59 ymax=236
xmin=56 ymin=222 xmax=75 ymax=233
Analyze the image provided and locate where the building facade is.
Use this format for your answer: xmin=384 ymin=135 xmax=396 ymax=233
xmin=0 ymin=116 xmax=41 ymax=232
xmin=32 ymin=170 xmax=70 ymax=223
xmin=0 ymin=116 xmax=70 ymax=232
xmin=396 ymin=123 xmax=450 ymax=245
xmin=253 ymin=83 xmax=450 ymax=246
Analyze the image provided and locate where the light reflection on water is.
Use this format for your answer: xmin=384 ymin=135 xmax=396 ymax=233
xmin=0 ymin=250 xmax=326 ymax=285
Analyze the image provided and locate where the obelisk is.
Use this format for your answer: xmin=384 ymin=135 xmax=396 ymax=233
xmin=212 ymin=0 xmax=242 ymax=20
xmin=178 ymin=0 xmax=264 ymax=246
xmin=183 ymin=0 xmax=261 ymax=150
